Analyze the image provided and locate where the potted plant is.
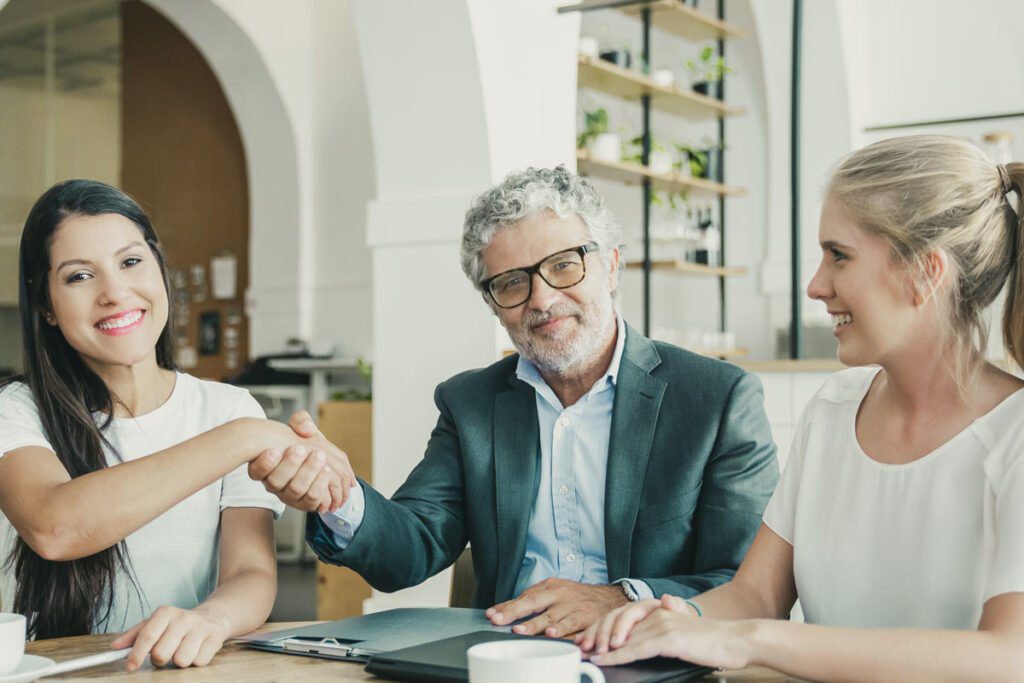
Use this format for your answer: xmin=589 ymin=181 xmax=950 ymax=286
xmin=684 ymin=45 xmax=733 ymax=97
xmin=674 ymin=139 xmax=724 ymax=180
xmin=599 ymin=42 xmax=631 ymax=69
xmin=328 ymin=358 xmax=373 ymax=401
xmin=673 ymin=141 xmax=707 ymax=179
xmin=625 ymin=134 xmax=673 ymax=174
xmin=577 ymin=108 xmax=620 ymax=163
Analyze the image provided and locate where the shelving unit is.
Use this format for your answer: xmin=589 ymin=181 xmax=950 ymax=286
xmin=625 ymin=260 xmax=746 ymax=276
xmin=560 ymin=0 xmax=744 ymax=358
xmin=577 ymin=54 xmax=743 ymax=119
xmin=577 ymin=149 xmax=744 ymax=196
xmin=560 ymin=1 xmax=743 ymax=41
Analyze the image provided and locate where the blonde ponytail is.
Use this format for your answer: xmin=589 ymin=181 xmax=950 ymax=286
xmin=1001 ymin=161 xmax=1024 ymax=371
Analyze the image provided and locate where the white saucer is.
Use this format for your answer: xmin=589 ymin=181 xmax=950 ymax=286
xmin=0 ymin=655 xmax=55 ymax=683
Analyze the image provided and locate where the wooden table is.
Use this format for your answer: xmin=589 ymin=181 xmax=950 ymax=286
xmin=28 ymin=622 xmax=799 ymax=681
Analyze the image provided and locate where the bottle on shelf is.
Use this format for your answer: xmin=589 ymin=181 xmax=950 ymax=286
xmin=694 ymin=204 xmax=712 ymax=265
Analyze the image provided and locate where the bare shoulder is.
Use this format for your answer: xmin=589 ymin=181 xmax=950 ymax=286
xmin=980 ymin=362 xmax=1024 ymax=409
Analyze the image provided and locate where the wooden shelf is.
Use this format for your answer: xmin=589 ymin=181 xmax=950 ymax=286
xmin=735 ymin=359 xmax=844 ymax=373
xmin=560 ymin=0 xmax=744 ymax=41
xmin=577 ymin=149 xmax=745 ymax=197
xmin=694 ymin=346 xmax=748 ymax=359
xmin=626 ymin=260 xmax=746 ymax=276
xmin=577 ymin=55 xmax=743 ymax=120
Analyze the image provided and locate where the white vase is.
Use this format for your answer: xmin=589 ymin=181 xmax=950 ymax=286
xmin=649 ymin=149 xmax=673 ymax=174
xmin=589 ymin=133 xmax=621 ymax=163
xmin=652 ymin=68 xmax=674 ymax=87
xmin=578 ymin=36 xmax=599 ymax=59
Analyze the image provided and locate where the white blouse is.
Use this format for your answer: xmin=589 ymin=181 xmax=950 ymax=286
xmin=0 ymin=373 xmax=284 ymax=632
xmin=763 ymin=366 xmax=1024 ymax=629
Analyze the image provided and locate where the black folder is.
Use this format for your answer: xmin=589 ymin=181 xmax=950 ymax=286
xmin=364 ymin=630 xmax=711 ymax=683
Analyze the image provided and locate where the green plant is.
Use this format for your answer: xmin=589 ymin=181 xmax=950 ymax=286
xmin=329 ymin=358 xmax=373 ymax=401
xmin=650 ymin=190 xmax=689 ymax=209
xmin=623 ymin=134 xmax=666 ymax=165
xmin=674 ymin=138 xmax=724 ymax=178
xmin=673 ymin=141 xmax=708 ymax=178
xmin=577 ymin=108 xmax=609 ymax=149
xmin=684 ymin=45 xmax=733 ymax=83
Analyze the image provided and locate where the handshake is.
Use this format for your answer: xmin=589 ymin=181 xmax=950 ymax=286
xmin=247 ymin=411 xmax=357 ymax=515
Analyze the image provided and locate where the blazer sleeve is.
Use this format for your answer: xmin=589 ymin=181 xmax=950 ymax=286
xmin=306 ymin=382 xmax=469 ymax=593
xmin=641 ymin=371 xmax=779 ymax=598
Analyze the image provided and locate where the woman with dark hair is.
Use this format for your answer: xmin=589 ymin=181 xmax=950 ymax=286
xmin=0 ymin=180 xmax=351 ymax=670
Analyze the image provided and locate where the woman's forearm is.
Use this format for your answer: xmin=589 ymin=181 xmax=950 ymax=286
xmin=195 ymin=566 xmax=277 ymax=637
xmin=29 ymin=418 xmax=297 ymax=559
xmin=688 ymin=579 xmax=780 ymax=620
xmin=748 ymin=619 xmax=1024 ymax=683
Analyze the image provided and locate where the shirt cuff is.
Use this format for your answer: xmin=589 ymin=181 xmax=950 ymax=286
xmin=615 ymin=578 xmax=655 ymax=602
xmin=317 ymin=480 xmax=366 ymax=549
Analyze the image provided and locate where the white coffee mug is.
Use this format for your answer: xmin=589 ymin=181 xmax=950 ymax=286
xmin=468 ymin=639 xmax=604 ymax=683
xmin=0 ymin=613 xmax=26 ymax=675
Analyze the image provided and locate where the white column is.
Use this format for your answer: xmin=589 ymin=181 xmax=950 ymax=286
xmin=351 ymin=0 xmax=578 ymax=609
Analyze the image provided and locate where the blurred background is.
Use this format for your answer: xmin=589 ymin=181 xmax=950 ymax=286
xmin=1 ymin=0 xmax=1022 ymax=620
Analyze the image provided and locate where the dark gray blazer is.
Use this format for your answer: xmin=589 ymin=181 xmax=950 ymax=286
xmin=307 ymin=324 xmax=778 ymax=605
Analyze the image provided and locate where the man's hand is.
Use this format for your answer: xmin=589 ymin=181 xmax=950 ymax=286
xmin=485 ymin=578 xmax=630 ymax=638
xmin=248 ymin=411 xmax=358 ymax=514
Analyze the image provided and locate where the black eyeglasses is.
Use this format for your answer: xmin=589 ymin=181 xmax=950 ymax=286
xmin=482 ymin=242 xmax=599 ymax=309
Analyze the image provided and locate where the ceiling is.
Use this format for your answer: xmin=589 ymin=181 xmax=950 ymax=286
xmin=0 ymin=0 xmax=119 ymax=94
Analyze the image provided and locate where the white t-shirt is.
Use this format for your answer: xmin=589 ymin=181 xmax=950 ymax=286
xmin=0 ymin=373 xmax=285 ymax=633
xmin=763 ymin=366 xmax=1024 ymax=629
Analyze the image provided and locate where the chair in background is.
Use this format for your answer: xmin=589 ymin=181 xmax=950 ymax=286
xmin=448 ymin=546 xmax=476 ymax=608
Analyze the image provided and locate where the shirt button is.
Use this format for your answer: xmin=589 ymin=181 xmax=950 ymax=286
xmin=559 ymin=485 xmax=569 ymax=495
xmin=559 ymin=416 xmax=571 ymax=428
xmin=566 ymin=553 xmax=576 ymax=563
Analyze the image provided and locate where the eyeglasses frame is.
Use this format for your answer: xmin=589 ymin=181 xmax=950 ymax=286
xmin=481 ymin=242 xmax=600 ymax=309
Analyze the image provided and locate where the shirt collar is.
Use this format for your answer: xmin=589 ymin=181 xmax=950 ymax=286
xmin=515 ymin=312 xmax=626 ymax=398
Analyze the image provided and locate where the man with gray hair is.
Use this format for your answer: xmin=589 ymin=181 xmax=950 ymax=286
xmin=252 ymin=166 xmax=778 ymax=638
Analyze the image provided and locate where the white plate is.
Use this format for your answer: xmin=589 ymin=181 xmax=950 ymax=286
xmin=0 ymin=655 xmax=55 ymax=683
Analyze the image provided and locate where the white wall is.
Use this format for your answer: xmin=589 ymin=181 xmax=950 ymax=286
xmin=750 ymin=0 xmax=851 ymax=349
xmin=309 ymin=1 xmax=375 ymax=358
xmin=858 ymin=1 xmax=1024 ymax=127
xmin=146 ymin=0 xmax=375 ymax=361
xmin=351 ymin=0 xmax=580 ymax=611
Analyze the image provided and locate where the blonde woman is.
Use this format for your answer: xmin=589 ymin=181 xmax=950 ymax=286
xmin=578 ymin=135 xmax=1024 ymax=681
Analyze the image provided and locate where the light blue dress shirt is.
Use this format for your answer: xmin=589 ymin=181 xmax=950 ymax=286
xmin=319 ymin=313 xmax=651 ymax=600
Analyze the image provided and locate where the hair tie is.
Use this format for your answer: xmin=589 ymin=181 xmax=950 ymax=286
xmin=998 ymin=164 xmax=1013 ymax=195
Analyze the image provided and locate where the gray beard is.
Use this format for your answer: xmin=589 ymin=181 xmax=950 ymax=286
xmin=506 ymin=295 xmax=616 ymax=379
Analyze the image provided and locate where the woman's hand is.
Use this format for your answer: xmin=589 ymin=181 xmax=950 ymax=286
xmin=582 ymin=600 xmax=757 ymax=671
xmin=248 ymin=411 xmax=356 ymax=513
xmin=578 ymin=594 xmax=695 ymax=654
xmin=111 ymin=605 xmax=231 ymax=671
xmin=576 ymin=598 xmax=664 ymax=654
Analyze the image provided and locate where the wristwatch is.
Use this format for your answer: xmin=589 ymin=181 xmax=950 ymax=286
xmin=616 ymin=579 xmax=641 ymax=602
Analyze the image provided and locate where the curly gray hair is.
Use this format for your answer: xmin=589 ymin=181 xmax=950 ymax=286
xmin=460 ymin=166 xmax=624 ymax=291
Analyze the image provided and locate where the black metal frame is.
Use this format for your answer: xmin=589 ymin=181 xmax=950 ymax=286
xmin=789 ymin=0 xmax=803 ymax=359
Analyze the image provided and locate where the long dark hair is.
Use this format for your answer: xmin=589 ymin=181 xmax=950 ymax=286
xmin=0 ymin=179 xmax=176 ymax=638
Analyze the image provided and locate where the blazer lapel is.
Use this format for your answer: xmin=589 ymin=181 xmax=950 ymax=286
xmin=493 ymin=373 xmax=540 ymax=601
xmin=604 ymin=327 xmax=666 ymax=582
